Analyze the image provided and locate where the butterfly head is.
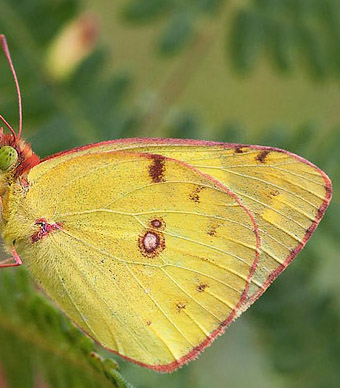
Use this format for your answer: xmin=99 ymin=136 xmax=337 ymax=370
xmin=0 ymin=129 xmax=39 ymax=199
xmin=0 ymin=128 xmax=39 ymax=176
xmin=0 ymin=145 xmax=18 ymax=171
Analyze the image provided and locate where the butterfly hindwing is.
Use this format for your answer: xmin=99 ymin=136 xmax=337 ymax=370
xmin=4 ymin=150 xmax=259 ymax=370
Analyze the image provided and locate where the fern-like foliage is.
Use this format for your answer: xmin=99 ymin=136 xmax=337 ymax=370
xmin=123 ymin=0 xmax=340 ymax=78
xmin=0 ymin=269 xmax=131 ymax=388
xmin=123 ymin=0 xmax=226 ymax=55
xmin=230 ymin=0 xmax=340 ymax=77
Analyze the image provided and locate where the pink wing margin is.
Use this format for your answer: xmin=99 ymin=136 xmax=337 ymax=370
xmin=40 ymin=137 xmax=332 ymax=371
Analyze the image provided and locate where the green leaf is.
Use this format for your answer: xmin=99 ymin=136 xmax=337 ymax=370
xmin=158 ymin=12 xmax=194 ymax=55
xmin=230 ymin=10 xmax=265 ymax=72
xmin=250 ymin=256 xmax=340 ymax=388
xmin=123 ymin=0 xmax=171 ymax=23
xmin=167 ymin=111 xmax=201 ymax=138
xmin=266 ymin=19 xmax=296 ymax=72
xmin=0 ymin=269 xmax=131 ymax=388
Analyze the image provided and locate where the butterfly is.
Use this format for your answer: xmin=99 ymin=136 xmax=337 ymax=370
xmin=0 ymin=35 xmax=332 ymax=372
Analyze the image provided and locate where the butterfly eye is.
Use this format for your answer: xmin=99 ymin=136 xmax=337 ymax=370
xmin=0 ymin=146 xmax=18 ymax=171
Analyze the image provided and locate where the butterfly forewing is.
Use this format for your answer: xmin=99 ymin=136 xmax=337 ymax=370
xmin=54 ymin=139 xmax=330 ymax=306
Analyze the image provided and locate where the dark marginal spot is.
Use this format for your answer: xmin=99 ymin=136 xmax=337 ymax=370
xmin=31 ymin=218 xmax=62 ymax=243
xmin=176 ymin=302 xmax=186 ymax=312
xmin=189 ymin=186 xmax=203 ymax=203
xmin=146 ymin=320 xmax=152 ymax=326
xmin=149 ymin=155 xmax=166 ymax=183
xmin=306 ymin=224 xmax=314 ymax=235
xmin=325 ymin=184 xmax=332 ymax=196
xmin=138 ymin=230 xmax=165 ymax=258
xmin=317 ymin=207 xmax=324 ymax=218
xmin=256 ymin=150 xmax=270 ymax=163
xmin=290 ymin=247 xmax=298 ymax=257
xmin=197 ymin=283 xmax=208 ymax=292
xmin=234 ymin=146 xmax=245 ymax=154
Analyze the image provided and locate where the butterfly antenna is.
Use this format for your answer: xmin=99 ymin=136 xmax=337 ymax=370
xmin=0 ymin=114 xmax=16 ymax=139
xmin=0 ymin=35 xmax=22 ymax=139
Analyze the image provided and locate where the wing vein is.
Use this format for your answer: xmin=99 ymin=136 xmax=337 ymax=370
xmin=125 ymin=264 xmax=195 ymax=348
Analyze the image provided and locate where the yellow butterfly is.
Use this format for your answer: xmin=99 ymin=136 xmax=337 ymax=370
xmin=0 ymin=35 xmax=332 ymax=372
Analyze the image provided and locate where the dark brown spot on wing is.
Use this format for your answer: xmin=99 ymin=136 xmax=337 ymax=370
xmin=189 ymin=186 xmax=204 ymax=203
xmin=151 ymin=219 xmax=162 ymax=228
xmin=270 ymin=190 xmax=280 ymax=197
xmin=149 ymin=155 xmax=166 ymax=183
xmin=267 ymin=189 xmax=280 ymax=199
xmin=256 ymin=150 xmax=270 ymax=163
xmin=176 ymin=302 xmax=186 ymax=312
xmin=197 ymin=283 xmax=208 ymax=292
xmin=150 ymin=217 xmax=166 ymax=230
xmin=138 ymin=230 xmax=165 ymax=258
xmin=142 ymin=232 xmax=159 ymax=252
xmin=207 ymin=224 xmax=219 ymax=236
xmin=146 ymin=320 xmax=152 ymax=326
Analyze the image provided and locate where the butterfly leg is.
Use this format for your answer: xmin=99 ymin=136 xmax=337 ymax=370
xmin=0 ymin=247 xmax=22 ymax=269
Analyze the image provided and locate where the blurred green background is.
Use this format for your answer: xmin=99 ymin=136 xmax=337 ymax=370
xmin=0 ymin=0 xmax=339 ymax=387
